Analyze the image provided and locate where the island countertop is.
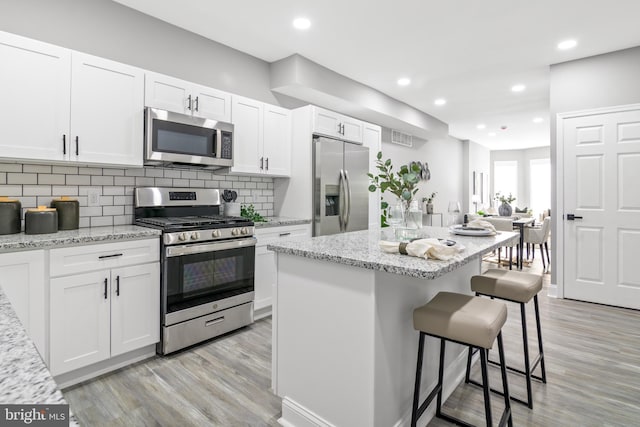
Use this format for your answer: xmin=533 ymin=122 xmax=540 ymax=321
xmin=267 ymin=226 xmax=518 ymax=280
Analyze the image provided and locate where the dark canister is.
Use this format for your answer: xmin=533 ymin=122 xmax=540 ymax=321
xmin=25 ymin=206 xmax=58 ymax=235
xmin=0 ymin=197 xmax=21 ymax=235
xmin=51 ymin=196 xmax=79 ymax=230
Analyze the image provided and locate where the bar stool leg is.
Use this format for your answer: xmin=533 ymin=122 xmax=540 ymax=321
xmin=465 ymin=346 xmax=473 ymax=383
xmin=496 ymin=332 xmax=513 ymax=427
xmin=534 ymin=295 xmax=547 ymax=383
xmin=520 ymin=302 xmax=533 ymax=409
xmin=435 ymin=339 xmax=446 ymax=418
xmin=411 ymin=333 xmax=425 ymax=427
xmin=480 ymin=347 xmax=493 ymax=426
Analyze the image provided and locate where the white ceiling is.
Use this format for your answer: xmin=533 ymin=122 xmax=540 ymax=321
xmin=114 ymin=0 xmax=640 ymax=150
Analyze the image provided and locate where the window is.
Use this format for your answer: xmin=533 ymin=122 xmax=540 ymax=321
xmin=530 ymin=158 xmax=550 ymax=215
xmin=493 ymin=160 xmax=518 ymax=203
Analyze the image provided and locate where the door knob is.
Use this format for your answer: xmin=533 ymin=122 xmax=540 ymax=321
xmin=566 ymin=214 xmax=583 ymax=220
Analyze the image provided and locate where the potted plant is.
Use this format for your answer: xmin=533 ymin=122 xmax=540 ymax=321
xmin=421 ymin=192 xmax=437 ymax=214
xmin=494 ymin=192 xmax=516 ymax=217
xmin=368 ymin=152 xmax=421 ymax=229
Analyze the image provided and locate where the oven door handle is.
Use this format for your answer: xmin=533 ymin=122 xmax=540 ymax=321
xmin=166 ymin=237 xmax=257 ymax=257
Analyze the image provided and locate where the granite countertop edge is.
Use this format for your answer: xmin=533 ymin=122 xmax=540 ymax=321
xmin=0 ymin=225 xmax=161 ymax=252
xmin=267 ymin=228 xmax=519 ymax=280
xmin=254 ymin=217 xmax=311 ymax=228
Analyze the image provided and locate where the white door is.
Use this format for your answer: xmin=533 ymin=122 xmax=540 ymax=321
xmin=144 ymin=71 xmax=191 ymax=114
xmin=263 ymin=104 xmax=292 ymax=177
xmin=561 ymin=105 xmax=640 ymax=309
xmin=231 ymin=95 xmax=263 ymax=174
xmin=110 ymin=263 xmax=160 ymax=357
xmin=192 ymin=82 xmax=231 ymax=122
xmin=50 ymin=270 xmax=111 ymax=375
xmin=71 ymin=52 xmax=144 ymax=166
xmin=0 ymin=31 xmax=70 ymax=162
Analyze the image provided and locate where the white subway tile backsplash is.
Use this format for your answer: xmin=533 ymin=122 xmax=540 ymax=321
xmin=91 ymin=216 xmax=113 ymax=227
xmin=23 ymin=185 xmax=52 ymax=196
xmin=91 ymin=176 xmax=114 ymax=186
xmin=0 ymin=162 xmax=275 ymax=228
xmin=66 ymin=175 xmax=91 ymax=185
xmin=0 ymin=164 xmax=22 ymax=172
xmin=7 ymin=173 xmax=37 ymax=184
xmin=24 ymin=164 xmax=52 ymax=173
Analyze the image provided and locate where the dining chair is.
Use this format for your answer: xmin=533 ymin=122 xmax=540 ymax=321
xmin=524 ymin=217 xmax=551 ymax=271
xmin=484 ymin=217 xmax=517 ymax=270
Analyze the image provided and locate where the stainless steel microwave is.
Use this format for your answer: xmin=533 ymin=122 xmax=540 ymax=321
xmin=144 ymin=107 xmax=233 ymax=169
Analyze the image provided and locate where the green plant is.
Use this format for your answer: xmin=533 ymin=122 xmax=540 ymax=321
xmin=494 ymin=192 xmax=516 ymax=204
xmin=477 ymin=209 xmax=486 ymax=216
xmin=368 ymin=152 xmax=420 ymax=203
xmin=240 ymin=204 xmax=267 ymax=222
xmin=421 ymin=192 xmax=437 ymax=204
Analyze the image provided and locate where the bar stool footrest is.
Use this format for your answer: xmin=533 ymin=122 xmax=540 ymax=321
xmin=487 ymin=354 xmax=546 ymax=383
xmin=467 ymin=378 xmax=531 ymax=407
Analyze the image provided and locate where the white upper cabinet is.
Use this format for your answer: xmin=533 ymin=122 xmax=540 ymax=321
xmin=0 ymin=31 xmax=144 ymax=167
xmin=145 ymin=71 xmax=231 ymax=122
xmin=0 ymin=31 xmax=71 ymax=162
xmin=312 ymin=106 xmax=363 ymax=144
xmin=230 ymin=95 xmax=291 ymax=177
xmin=70 ymin=52 xmax=144 ymax=166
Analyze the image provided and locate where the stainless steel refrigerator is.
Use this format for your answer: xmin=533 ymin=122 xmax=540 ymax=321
xmin=313 ymin=135 xmax=369 ymax=236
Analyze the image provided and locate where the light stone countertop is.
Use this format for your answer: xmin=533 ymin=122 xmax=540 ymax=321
xmin=0 ymin=225 xmax=161 ymax=252
xmin=267 ymin=226 xmax=519 ymax=280
xmin=254 ymin=217 xmax=311 ymax=229
xmin=0 ymin=288 xmax=78 ymax=425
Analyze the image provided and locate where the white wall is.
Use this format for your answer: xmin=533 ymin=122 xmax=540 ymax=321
xmin=380 ymin=131 xmax=464 ymax=224
xmin=463 ymin=141 xmax=491 ymax=213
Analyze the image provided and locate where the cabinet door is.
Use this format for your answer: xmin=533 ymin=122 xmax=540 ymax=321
xmin=192 ymin=82 xmax=231 ymax=122
xmin=341 ymin=116 xmax=364 ymax=144
xmin=70 ymin=52 xmax=144 ymax=166
xmin=50 ymin=270 xmax=111 ymax=376
xmin=0 ymin=250 xmax=46 ymax=359
xmin=144 ymin=71 xmax=190 ymax=114
xmin=110 ymin=263 xmax=160 ymax=357
xmin=231 ymin=95 xmax=263 ymax=174
xmin=313 ymin=107 xmax=342 ymax=139
xmin=263 ymin=104 xmax=292 ymax=177
xmin=0 ymin=31 xmax=70 ymax=162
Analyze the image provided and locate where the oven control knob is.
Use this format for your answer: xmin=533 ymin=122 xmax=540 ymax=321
xmin=178 ymin=232 xmax=188 ymax=241
xmin=241 ymin=227 xmax=248 ymax=235
xmin=211 ymin=230 xmax=221 ymax=238
xmin=231 ymin=228 xmax=240 ymax=236
xmin=191 ymin=232 xmax=200 ymax=240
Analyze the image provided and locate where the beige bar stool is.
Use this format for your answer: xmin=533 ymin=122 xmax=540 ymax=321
xmin=411 ymin=292 xmax=513 ymax=427
xmin=465 ymin=269 xmax=547 ymax=409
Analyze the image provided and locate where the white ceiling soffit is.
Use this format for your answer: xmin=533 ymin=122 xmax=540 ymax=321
xmin=270 ymin=54 xmax=448 ymax=141
xmin=113 ymin=0 xmax=640 ymax=150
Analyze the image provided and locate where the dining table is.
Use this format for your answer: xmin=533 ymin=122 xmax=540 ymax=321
xmin=512 ymin=217 xmax=536 ymax=269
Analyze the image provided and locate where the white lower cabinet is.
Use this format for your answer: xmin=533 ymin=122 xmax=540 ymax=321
xmin=0 ymin=250 xmax=46 ymax=359
xmin=49 ymin=239 xmax=159 ymax=376
xmin=255 ymin=224 xmax=311 ymax=314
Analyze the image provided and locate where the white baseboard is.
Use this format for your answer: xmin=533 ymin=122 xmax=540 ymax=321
xmin=279 ymin=397 xmax=336 ymax=427
xmin=56 ymin=345 xmax=156 ymax=389
xmin=254 ymin=304 xmax=272 ymax=321
xmin=547 ymin=283 xmax=558 ymax=298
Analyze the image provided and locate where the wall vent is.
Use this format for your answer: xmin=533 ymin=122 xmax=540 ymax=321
xmin=391 ymin=129 xmax=413 ymax=147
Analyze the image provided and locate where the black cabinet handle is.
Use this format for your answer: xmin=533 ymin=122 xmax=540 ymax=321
xmin=279 ymin=232 xmax=291 ymax=237
xmin=104 ymin=278 xmax=108 ymax=299
xmin=194 ymin=96 xmax=199 ymax=111
xmin=62 ymin=134 xmax=66 ymax=155
xmin=98 ymin=253 xmax=123 ymax=260
xmin=116 ymin=275 xmax=120 ymax=296
xmin=566 ymin=214 xmax=583 ymax=221
xmin=187 ymin=95 xmax=192 ymax=110
xmin=260 ymin=157 xmax=264 ymax=170
xmin=265 ymin=157 xmax=269 ymax=171
xmin=75 ymin=136 xmax=79 ymax=155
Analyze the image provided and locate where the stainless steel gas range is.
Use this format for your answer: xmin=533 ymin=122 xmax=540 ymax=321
xmin=134 ymin=187 xmax=255 ymax=355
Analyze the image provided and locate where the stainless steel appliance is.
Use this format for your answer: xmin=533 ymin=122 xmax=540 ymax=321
xmin=134 ymin=187 xmax=255 ymax=355
xmin=144 ymin=107 xmax=233 ymax=170
xmin=313 ymin=135 xmax=369 ymax=236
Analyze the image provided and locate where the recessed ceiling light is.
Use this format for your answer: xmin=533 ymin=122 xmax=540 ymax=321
xmin=557 ymin=39 xmax=577 ymax=50
xmin=477 ymin=124 xmax=486 ymax=130
xmin=488 ymin=132 xmax=496 ymax=137
xmin=533 ymin=117 xmax=544 ymax=123
xmin=293 ymin=17 xmax=311 ymax=30
xmin=511 ymin=84 xmax=526 ymax=93
xmin=397 ymin=77 xmax=411 ymax=86
xmin=434 ymin=98 xmax=447 ymax=106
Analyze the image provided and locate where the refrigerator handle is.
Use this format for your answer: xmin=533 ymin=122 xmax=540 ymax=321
xmin=339 ymin=169 xmax=346 ymax=232
xmin=344 ymin=169 xmax=352 ymax=230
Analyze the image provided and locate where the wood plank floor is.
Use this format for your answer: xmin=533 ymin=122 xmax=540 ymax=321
xmin=64 ymin=253 xmax=640 ymax=426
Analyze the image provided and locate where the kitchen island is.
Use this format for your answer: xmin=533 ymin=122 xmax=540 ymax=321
xmin=267 ymin=226 xmax=518 ymax=427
